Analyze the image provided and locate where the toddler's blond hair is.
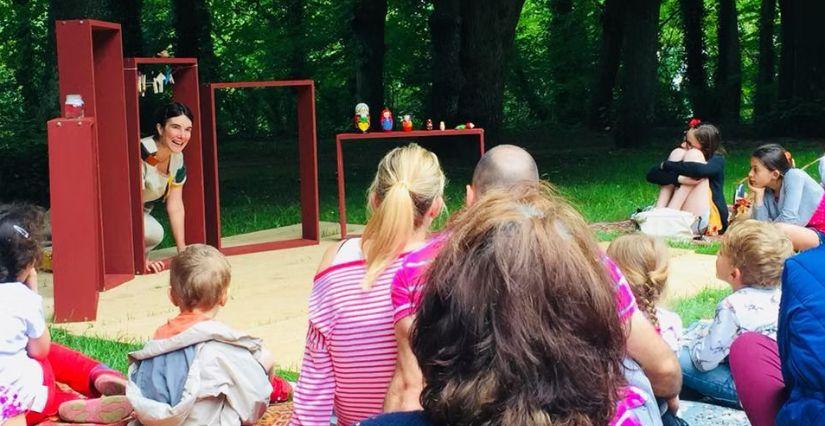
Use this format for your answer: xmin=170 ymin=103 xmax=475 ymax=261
xmin=719 ymin=220 xmax=793 ymax=288
xmin=607 ymin=233 xmax=669 ymax=328
xmin=169 ymin=244 xmax=231 ymax=311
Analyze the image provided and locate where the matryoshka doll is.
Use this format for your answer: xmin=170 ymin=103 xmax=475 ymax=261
xmin=354 ymin=103 xmax=370 ymax=133
xmin=381 ymin=108 xmax=394 ymax=131
xmin=402 ymin=114 xmax=413 ymax=132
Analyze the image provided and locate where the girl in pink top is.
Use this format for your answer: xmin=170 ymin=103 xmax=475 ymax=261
xmin=291 ymin=144 xmax=446 ymax=426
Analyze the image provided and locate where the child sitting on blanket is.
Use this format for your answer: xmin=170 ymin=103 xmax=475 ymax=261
xmin=126 ymin=244 xmax=291 ymax=426
xmin=607 ymin=233 xmax=682 ymax=352
xmin=0 ymin=203 xmax=131 ymax=426
xmin=678 ymin=220 xmax=793 ymax=409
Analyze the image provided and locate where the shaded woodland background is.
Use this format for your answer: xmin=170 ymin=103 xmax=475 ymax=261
xmin=1 ymin=0 xmax=824 ymax=204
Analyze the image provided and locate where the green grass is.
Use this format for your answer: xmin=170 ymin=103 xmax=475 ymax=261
xmin=672 ymin=287 xmax=732 ymax=325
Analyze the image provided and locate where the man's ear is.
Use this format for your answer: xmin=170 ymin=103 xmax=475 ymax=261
xmin=465 ymin=184 xmax=476 ymax=206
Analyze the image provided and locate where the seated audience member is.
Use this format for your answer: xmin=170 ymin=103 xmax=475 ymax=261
xmin=0 ymin=203 xmax=131 ymax=426
xmin=291 ymin=144 xmax=446 ymax=426
xmin=385 ymin=145 xmax=681 ymax=421
xmin=646 ymin=121 xmax=727 ymax=234
xmin=364 ymin=183 xmax=645 ymax=425
xmin=608 ymin=234 xmax=683 ymax=352
xmin=730 ymin=243 xmax=825 ymax=425
xmin=127 ymin=244 xmax=280 ymax=425
xmin=679 ymin=220 xmax=793 ymax=408
xmin=749 ymin=143 xmax=825 ymax=251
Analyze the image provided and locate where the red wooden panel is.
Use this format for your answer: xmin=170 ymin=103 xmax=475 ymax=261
xmin=123 ymin=60 xmax=145 ymax=272
xmin=49 ymin=119 xmax=102 ymax=322
xmin=335 ymin=129 xmax=486 ymax=238
xmin=202 ymin=80 xmax=320 ymax=255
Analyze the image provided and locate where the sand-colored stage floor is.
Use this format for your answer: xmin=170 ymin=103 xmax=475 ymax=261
xmin=41 ymin=223 xmax=726 ymax=370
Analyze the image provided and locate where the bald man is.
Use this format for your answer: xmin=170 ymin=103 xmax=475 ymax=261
xmin=384 ymin=145 xmax=681 ymax=421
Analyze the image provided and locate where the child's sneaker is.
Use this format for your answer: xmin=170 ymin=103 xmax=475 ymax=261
xmin=58 ymin=395 xmax=132 ymax=424
xmin=93 ymin=373 xmax=127 ymax=396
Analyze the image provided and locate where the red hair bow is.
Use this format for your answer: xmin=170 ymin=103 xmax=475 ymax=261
xmin=688 ymin=118 xmax=702 ymax=128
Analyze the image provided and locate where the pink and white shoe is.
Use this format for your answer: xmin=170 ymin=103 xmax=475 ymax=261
xmin=58 ymin=395 xmax=132 ymax=424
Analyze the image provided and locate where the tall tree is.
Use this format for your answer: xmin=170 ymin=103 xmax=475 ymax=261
xmin=614 ymin=0 xmax=661 ymax=147
xmin=284 ymin=0 xmax=307 ymax=79
xmin=679 ymin=0 xmax=709 ymax=118
xmin=429 ymin=0 xmax=462 ymax=124
xmin=119 ymin=0 xmax=143 ymax=57
xmin=352 ymin=0 xmax=387 ymax=130
xmin=172 ymin=0 xmax=218 ymax=82
xmin=547 ymin=0 xmax=589 ymax=123
xmin=714 ymin=0 xmax=742 ymax=124
xmin=588 ymin=0 xmax=625 ymax=130
xmin=753 ymin=0 xmax=777 ymax=123
xmin=456 ymin=0 xmax=526 ymax=140
xmin=777 ymin=1 xmax=825 ymax=134
xmin=11 ymin=0 xmax=40 ymax=127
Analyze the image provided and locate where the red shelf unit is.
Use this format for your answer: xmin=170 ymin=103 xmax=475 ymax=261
xmin=335 ymin=129 xmax=485 ymax=238
xmin=123 ymin=57 xmax=206 ymax=273
xmin=201 ymin=80 xmax=320 ymax=256
xmin=52 ymin=20 xmax=134 ymax=321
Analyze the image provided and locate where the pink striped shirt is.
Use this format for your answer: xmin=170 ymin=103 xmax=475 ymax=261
xmin=291 ymin=244 xmax=406 ymax=426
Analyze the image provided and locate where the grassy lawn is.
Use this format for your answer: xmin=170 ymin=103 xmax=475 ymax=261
xmin=66 ymin=135 xmax=823 ymax=378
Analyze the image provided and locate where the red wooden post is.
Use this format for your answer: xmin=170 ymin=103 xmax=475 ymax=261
xmin=49 ymin=119 xmax=103 ymax=321
xmin=334 ymin=129 xmax=486 ymax=238
xmin=202 ymin=80 xmax=320 ymax=256
xmin=56 ymin=20 xmax=134 ymax=290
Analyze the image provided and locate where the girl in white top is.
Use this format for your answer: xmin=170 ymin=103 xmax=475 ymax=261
xmin=0 ymin=205 xmax=51 ymax=426
xmin=141 ymin=102 xmax=193 ymax=273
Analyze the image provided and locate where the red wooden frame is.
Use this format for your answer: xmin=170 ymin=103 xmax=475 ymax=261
xmin=52 ymin=20 xmax=133 ymax=321
xmin=201 ymin=80 xmax=320 ymax=256
xmin=123 ymin=58 xmax=206 ymax=273
xmin=335 ymin=129 xmax=485 ymax=238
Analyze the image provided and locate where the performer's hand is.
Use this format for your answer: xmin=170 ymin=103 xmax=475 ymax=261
xmin=146 ymin=259 xmax=168 ymax=274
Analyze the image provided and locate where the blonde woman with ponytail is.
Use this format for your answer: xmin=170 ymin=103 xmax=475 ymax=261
xmin=291 ymin=144 xmax=445 ymax=426
xmin=607 ymin=234 xmax=683 ymax=352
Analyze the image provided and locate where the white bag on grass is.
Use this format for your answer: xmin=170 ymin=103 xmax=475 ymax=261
xmin=631 ymin=207 xmax=698 ymax=240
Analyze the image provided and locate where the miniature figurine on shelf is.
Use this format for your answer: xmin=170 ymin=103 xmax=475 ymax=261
xmin=466 ymin=122 xmax=475 ymax=129
xmin=354 ymin=103 xmax=370 ymax=133
xmin=455 ymin=124 xmax=466 ymax=130
xmin=381 ymin=108 xmax=394 ymax=131
xmin=402 ymin=114 xmax=413 ymax=132
xmin=426 ymin=119 xmax=433 ymax=130
xmin=439 ymin=121 xmax=446 ymax=131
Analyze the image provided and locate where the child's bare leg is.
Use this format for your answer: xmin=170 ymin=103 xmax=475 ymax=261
xmin=775 ymin=223 xmax=821 ymax=251
xmin=668 ymin=149 xmax=709 ymax=214
xmin=4 ymin=414 xmax=26 ymax=426
xmin=656 ymin=148 xmax=690 ymax=207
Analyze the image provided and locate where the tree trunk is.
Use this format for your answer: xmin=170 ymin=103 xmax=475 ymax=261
xmin=777 ymin=1 xmax=825 ymax=133
xmin=548 ymin=0 xmax=589 ymax=123
xmin=11 ymin=0 xmax=40 ymax=126
xmin=588 ymin=0 xmax=625 ymax=130
xmin=284 ymin=0 xmax=307 ymax=79
xmin=456 ymin=0 xmax=526 ymax=141
xmin=679 ymin=0 xmax=709 ymax=119
xmin=753 ymin=0 xmax=776 ymax=123
xmin=714 ymin=0 xmax=742 ymax=125
xmin=352 ymin=0 xmax=387 ymax=130
xmin=120 ymin=0 xmax=143 ymax=57
xmin=614 ymin=0 xmax=661 ymax=147
xmin=776 ymin=0 xmax=794 ymax=102
xmin=429 ymin=0 xmax=462 ymax=124
xmin=172 ymin=0 xmax=218 ymax=82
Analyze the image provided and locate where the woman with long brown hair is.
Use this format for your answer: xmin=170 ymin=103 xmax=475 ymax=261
xmin=363 ymin=183 xmax=644 ymax=425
